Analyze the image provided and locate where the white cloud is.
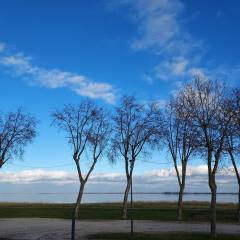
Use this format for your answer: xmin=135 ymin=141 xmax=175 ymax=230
xmin=0 ymin=169 xmax=77 ymax=184
xmin=89 ymin=172 xmax=125 ymax=184
xmin=0 ymin=165 xmax=236 ymax=187
xmin=75 ymin=82 xmax=115 ymax=104
xmin=188 ymin=67 xmax=206 ymax=78
xmin=120 ymin=0 xmax=240 ymax=86
xmin=143 ymin=74 xmax=154 ymax=85
xmin=188 ymin=65 xmax=240 ymax=86
xmin=143 ymin=165 xmax=209 ymax=180
xmin=171 ymin=58 xmax=189 ymax=75
xmin=155 ymin=99 xmax=167 ymax=109
xmin=110 ymin=0 xmax=198 ymax=57
xmin=112 ymin=0 xmax=202 ymax=83
xmin=0 ymin=42 xmax=6 ymax=52
xmin=0 ymin=53 xmax=37 ymax=75
xmin=212 ymin=65 xmax=240 ymax=85
xmin=128 ymin=0 xmax=185 ymax=54
xmin=154 ymin=57 xmax=189 ymax=80
xmin=0 ymin=43 xmax=116 ymax=104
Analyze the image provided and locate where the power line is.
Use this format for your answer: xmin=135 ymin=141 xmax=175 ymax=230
xmin=8 ymin=162 xmax=74 ymax=169
xmin=8 ymin=160 xmax=171 ymax=169
xmin=140 ymin=159 xmax=171 ymax=165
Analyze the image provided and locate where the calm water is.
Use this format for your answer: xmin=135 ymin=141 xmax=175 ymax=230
xmin=0 ymin=192 xmax=238 ymax=203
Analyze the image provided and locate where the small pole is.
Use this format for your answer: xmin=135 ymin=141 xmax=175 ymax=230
xmin=130 ymin=160 xmax=134 ymax=238
xmin=71 ymin=209 xmax=76 ymax=240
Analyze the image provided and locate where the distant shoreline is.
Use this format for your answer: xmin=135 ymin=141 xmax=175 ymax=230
xmin=0 ymin=192 xmax=238 ymax=195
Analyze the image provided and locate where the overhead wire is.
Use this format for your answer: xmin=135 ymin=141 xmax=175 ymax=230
xmin=7 ymin=159 xmax=171 ymax=169
xmin=140 ymin=159 xmax=171 ymax=165
xmin=8 ymin=162 xmax=74 ymax=169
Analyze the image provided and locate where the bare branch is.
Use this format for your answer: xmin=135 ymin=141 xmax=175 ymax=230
xmin=0 ymin=108 xmax=37 ymax=168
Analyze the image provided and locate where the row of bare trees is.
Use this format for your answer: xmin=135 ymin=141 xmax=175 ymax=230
xmin=0 ymin=76 xmax=239 ymax=238
xmin=162 ymin=77 xmax=240 ymax=237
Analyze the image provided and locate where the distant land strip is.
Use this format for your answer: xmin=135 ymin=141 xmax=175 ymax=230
xmin=0 ymin=192 xmax=238 ymax=195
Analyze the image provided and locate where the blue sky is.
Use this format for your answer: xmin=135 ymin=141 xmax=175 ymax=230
xmin=0 ymin=0 xmax=239 ymax=196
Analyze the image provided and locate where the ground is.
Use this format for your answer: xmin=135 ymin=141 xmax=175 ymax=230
xmin=0 ymin=202 xmax=239 ymax=239
xmin=0 ymin=219 xmax=239 ymax=240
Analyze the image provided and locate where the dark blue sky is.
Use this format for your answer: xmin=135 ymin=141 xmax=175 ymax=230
xmin=0 ymin=0 xmax=239 ymax=192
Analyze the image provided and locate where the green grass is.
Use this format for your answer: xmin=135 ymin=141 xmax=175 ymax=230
xmin=88 ymin=233 xmax=240 ymax=240
xmin=0 ymin=202 xmax=239 ymax=223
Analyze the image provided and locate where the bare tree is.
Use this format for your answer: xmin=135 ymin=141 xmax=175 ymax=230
xmin=51 ymin=100 xmax=111 ymax=239
xmin=162 ymin=99 xmax=197 ymax=221
xmin=110 ymin=95 xmax=161 ymax=219
xmin=179 ymin=77 xmax=233 ymax=237
xmin=225 ymin=88 xmax=240 ymax=221
xmin=0 ymin=108 xmax=37 ymax=169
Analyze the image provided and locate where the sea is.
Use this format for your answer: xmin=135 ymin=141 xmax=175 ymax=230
xmin=0 ymin=192 xmax=238 ymax=203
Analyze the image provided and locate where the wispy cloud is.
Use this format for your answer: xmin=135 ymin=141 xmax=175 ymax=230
xmin=155 ymin=99 xmax=167 ymax=109
xmin=111 ymin=0 xmax=202 ymax=81
xmin=112 ymin=0 xmax=240 ymax=85
xmin=143 ymin=74 xmax=154 ymax=85
xmin=0 ymin=43 xmax=116 ymax=104
xmin=0 ymin=42 xmax=5 ymax=52
xmin=154 ymin=57 xmax=189 ymax=81
xmin=128 ymin=0 xmax=194 ymax=57
xmin=188 ymin=65 xmax=240 ymax=87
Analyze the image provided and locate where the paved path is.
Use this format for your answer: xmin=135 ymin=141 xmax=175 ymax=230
xmin=0 ymin=219 xmax=239 ymax=240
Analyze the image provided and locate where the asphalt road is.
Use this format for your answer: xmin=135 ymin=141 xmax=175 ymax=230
xmin=0 ymin=219 xmax=239 ymax=240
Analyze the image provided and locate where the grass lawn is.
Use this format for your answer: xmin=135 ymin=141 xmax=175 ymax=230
xmin=88 ymin=233 xmax=240 ymax=240
xmin=0 ymin=202 xmax=239 ymax=223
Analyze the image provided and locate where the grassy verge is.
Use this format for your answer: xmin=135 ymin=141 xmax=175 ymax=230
xmin=0 ymin=202 xmax=239 ymax=222
xmin=88 ymin=233 xmax=240 ymax=240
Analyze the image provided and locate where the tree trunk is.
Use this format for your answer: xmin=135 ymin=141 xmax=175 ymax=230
xmin=177 ymin=162 xmax=186 ymax=221
xmin=71 ymin=182 xmax=85 ymax=240
xmin=237 ymin=185 xmax=240 ymax=222
xmin=177 ymin=185 xmax=184 ymax=221
xmin=229 ymin=151 xmax=240 ymax=222
xmin=122 ymin=177 xmax=131 ymax=219
xmin=0 ymin=157 xmax=4 ymax=168
xmin=209 ymin=175 xmax=217 ymax=237
xmin=74 ymin=182 xmax=85 ymax=217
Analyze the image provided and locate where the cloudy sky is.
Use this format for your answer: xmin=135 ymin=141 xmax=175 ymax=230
xmin=0 ymin=0 xmax=240 ymax=199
